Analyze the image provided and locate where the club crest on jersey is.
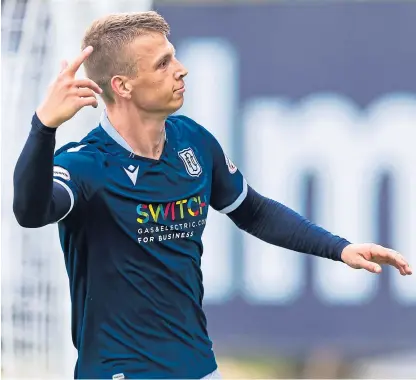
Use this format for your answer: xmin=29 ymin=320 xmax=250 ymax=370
xmin=178 ymin=148 xmax=202 ymax=177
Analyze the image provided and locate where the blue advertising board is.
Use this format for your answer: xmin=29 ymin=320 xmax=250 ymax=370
xmin=155 ymin=2 xmax=416 ymax=356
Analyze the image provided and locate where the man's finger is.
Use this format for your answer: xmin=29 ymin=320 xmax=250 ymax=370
xmin=381 ymin=248 xmax=412 ymax=274
xmin=369 ymin=245 xmax=405 ymax=265
xmin=356 ymin=256 xmax=382 ymax=274
xmin=368 ymin=243 xmax=390 ymax=259
xmin=78 ymin=96 xmax=99 ymax=109
xmin=60 ymin=60 xmax=68 ymax=73
xmin=368 ymin=245 xmax=412 ymax=275
xmin=77 ymin=88 xmax=97 ymax=99
xmin=396 ymin=253 xmax=413 ymax=275
xmin=390 ymin=251 xmax=410 ymax=268
xmin=66 ymin=46 xmax=94 ymax=76
xmin=73 ymin=79 xmax=102 ymax=94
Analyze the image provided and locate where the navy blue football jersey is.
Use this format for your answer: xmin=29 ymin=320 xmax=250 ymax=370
xmin=52 ymin=111 xmax=247 ymax=379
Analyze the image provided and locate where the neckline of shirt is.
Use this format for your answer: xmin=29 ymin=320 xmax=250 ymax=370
xmin=99 ymin=109 xmax=169 ymax=163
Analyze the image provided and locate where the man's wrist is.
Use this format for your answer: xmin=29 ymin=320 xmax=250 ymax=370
xmin=32 ymin=112 xmax=58 ymax=135
xmin=336 ymin=240 xmax=352 ymax=262
xmin=35 ymin=106 xmax=61 ymax=129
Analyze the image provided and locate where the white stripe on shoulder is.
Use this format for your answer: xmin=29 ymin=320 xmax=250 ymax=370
xmin=53 ymin=179 xmax=75 ymax=222
xmin=218 ymin=179 xmax=248 ymax=214
xmin=66 ymin=144 xmax=87 ymax=153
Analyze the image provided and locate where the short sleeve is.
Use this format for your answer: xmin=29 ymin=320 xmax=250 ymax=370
xmin=53 ymin=144 xmax=100 ymax=221
xmin=207 ymin=133 xmax=247 ymax=214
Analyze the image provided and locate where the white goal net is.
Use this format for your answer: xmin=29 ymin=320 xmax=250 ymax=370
xmin=1 ymin=0 xmax=153 ymax=377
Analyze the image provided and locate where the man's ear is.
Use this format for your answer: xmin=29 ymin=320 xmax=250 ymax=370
xmin=111 ymin=75 xmax=132 ymax=100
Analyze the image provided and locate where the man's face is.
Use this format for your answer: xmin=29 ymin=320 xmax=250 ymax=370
xmin=125 ymin=33 xmax=188 ymax=116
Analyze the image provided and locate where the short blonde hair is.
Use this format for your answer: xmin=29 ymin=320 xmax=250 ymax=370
xmin=81 ymin=11 xmax=170 ymax=103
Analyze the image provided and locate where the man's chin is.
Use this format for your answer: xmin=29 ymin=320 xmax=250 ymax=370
xmin=168 ymin=99 xmax=185 ymax=115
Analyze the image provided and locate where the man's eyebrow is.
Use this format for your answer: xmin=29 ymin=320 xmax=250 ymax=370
xmin=154 ymin=46 xmax=176 ymax=67
xmin=155 ymin=52 xmax=170 ymax=65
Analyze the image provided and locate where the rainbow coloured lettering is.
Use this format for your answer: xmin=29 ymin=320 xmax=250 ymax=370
xmin=136 ymin=195 xmax=208 ymax=224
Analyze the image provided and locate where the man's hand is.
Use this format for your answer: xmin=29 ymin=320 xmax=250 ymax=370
xmin=341 ymin=243 xmax=412 ymax=275
xmin=36 ymin=46 xmax=102 ymax=128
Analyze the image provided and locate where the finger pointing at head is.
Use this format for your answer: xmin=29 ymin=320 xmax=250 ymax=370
xmin=65 ymin=46 xmax=94 ymax=76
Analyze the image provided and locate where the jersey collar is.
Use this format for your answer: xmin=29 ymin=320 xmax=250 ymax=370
xmin=98 ymin=109 xmax=170 ymax=161
xmin=100 ymin=109 xmax=136 ymax=155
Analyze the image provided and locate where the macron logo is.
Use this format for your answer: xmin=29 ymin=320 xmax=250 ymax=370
xmin=123 ymin=164 xmax=139 ymax=185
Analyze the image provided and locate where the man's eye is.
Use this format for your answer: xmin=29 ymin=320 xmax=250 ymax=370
xmin=160 ymin=59 xmax=168 ymax=68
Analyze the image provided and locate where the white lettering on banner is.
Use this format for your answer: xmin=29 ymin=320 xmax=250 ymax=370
xmin=177 ymin=38 xmax=416 ymax=306
xmin=243 ymin=94 xmax=416 ymax=305
xmin=242 ymin=101 xmax=306 ymax=304
xmin=368 ymin=96 xmax=416 ymax=305
xmin=177 ymin=39 xmax=239 ymax=303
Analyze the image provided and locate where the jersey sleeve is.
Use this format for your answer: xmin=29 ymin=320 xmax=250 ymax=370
xmin=53 ymin=144 xmax=100 ymax=221
xmin=207 ymin=132 xmax=247 ymax=214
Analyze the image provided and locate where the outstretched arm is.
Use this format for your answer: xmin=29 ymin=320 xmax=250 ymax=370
xmin=199 ymin=118 xmax=412 ymax=276
xmin=227 ymin=185 xmax=349 ymax=261
xmin=228 ymin=185 xmax=412 ymax=276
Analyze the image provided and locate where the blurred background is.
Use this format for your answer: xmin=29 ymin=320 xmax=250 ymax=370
xmin=2 ymin=0 xmax=416 ymax=378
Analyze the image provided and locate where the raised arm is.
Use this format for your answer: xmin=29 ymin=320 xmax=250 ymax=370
xmin=13 ymin=46 xmax=102 ymax=227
